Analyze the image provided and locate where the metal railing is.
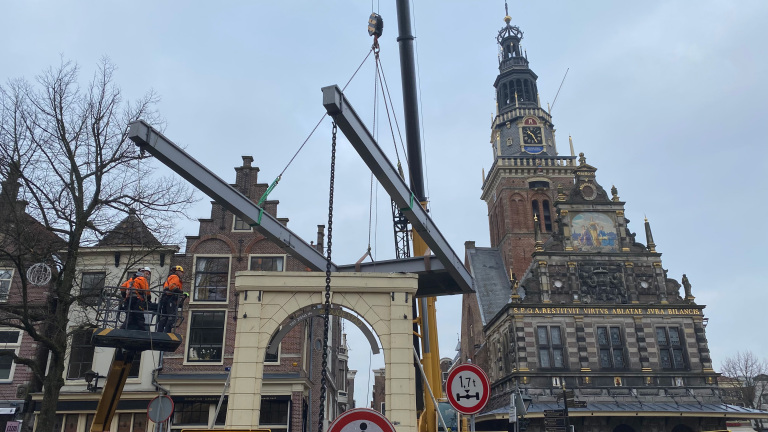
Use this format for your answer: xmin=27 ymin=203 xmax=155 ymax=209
xmin=95 ymin=285 xmax=187 ymax=333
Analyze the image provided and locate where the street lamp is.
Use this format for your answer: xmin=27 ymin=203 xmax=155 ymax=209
xmin=84 ymin=370 xmax=104 ymax=393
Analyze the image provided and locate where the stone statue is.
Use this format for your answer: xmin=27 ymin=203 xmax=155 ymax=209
xmin=682 ymin=274 xmax=693 ymax=298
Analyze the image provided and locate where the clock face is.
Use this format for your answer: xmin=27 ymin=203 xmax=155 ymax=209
xmin=522 ymin=126 xmax=542 ymax=144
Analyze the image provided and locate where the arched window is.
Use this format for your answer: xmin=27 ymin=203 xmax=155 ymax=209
xmin=501 ymin=83 xmax=509 ymax=107
xmin=531 ymin=199 xmax=540 ymax=228
xmin=523 ymin=80 xmax=532 ymax=103
xmin=542 ymin=200 xmax=552 ymax=232
xmin=515 ymin=79 xmax=523 ymax=102
xmin=510 ymin=195 xmax=525 ymax=231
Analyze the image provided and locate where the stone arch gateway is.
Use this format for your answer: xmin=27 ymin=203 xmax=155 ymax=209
xmin=226 ymin=272 xmax=419 ymax=432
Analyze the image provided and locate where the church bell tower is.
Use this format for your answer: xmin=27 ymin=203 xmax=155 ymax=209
xmin=481 ymin=11 xmax=577 ymax=279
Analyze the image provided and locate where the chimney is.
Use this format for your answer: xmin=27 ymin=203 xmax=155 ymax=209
xmin=316 ymin=225 xmax=326 ymax=254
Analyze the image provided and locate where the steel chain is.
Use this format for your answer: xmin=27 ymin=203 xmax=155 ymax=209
xmin=318 ymin=121 xmax=337 ymax=432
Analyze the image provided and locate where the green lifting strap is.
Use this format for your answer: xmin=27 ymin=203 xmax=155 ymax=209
xmin=253 ymin=176 xmax=281 ymax=226
xmin=400 ymin=191 xmax=416 ymax=213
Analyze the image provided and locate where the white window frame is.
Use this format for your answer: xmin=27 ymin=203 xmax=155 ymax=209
xmin=184 ymin=309 xmax=227 ymax=365
xmin=0 ymin=328 xmax=22 ymax=383
xmin=80 ymin=271 xmax=107 ymax=305
xmin=248 ymin=254 xmax=286 ymax=272
xmin=66 ymin=328 xmax=96 ymax=381
xmin=232 ymin=214 xmax=253 ymax=232
xmin=258 ymin=395 xmax=291 ymax=432
xmin=191 ymin=255 xmax=231 ymax=304
xmin=0 ymin=268 xmax=14 ymax=303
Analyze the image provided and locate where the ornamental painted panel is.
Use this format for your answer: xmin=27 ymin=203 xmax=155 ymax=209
xmin=570 ymin=212 xmax=618 ymax=252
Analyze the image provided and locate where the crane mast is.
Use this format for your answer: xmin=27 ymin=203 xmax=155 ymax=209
xmin=393 ymin=2 xmax=444 ymax=432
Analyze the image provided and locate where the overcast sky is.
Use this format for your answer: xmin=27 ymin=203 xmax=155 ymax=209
xmin=2 ymin=0 xmax=767 ymax=408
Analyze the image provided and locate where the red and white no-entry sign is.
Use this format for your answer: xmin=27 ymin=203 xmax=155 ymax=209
xmin=328 ymin=408 xmax=396 ymax=432
xmin=446 ymin=363 xmax=490 ymax=415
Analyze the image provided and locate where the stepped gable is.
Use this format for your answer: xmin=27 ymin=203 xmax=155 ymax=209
xmin=97 ymin=208 xmax=162 ymax=247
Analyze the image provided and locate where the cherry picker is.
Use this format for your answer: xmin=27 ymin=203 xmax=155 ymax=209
xmin=89 ymin=286 xmax=185 ymax=432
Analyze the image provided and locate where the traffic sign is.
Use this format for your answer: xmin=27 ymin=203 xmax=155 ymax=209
xmin=543 ymin=409 xmax=565 ymax=418
xmin=567 ymin=400 xmax=588 ymax=408
xmin=147 ymin=395 xmax=174 ymax=423
xmin=544 ymin=418 xmax=565 ymax=427
xmin=328 ymin=408 xmax=396 ymax=432
xmin=445 ymin=363 xmax=490 ymax=415
xmin=544 ymin=428 xmax=566 ymax=432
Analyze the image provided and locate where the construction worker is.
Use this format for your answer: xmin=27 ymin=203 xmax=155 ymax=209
xmin=120 ymin=267 xmax=151 ymax=331
xmin=156 ymin=265 xmax=187 ymax=333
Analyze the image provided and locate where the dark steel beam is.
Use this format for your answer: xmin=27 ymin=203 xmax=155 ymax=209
xmin=322 ymin=85 xmax=474 ymax=295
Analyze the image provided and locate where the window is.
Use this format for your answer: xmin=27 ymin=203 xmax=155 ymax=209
xmin=174 ymin=401 xmax=210 ymax=425
xmin=537 ymin=326 xmax=566 ymax=369
xmin=0 ymin=269 xmax=13 ymax=302
xmin=597 ymin=326 xmax=626 ymax=369
xmin=187 ymin=311 xmax=226 ymax=362
xmin=656 ymin=327 xmax=687 ymax=369
xmin=67 ymin=330 xmax=95 ymax=379
xmin=259 ymin=396 xmax=290 ymax=432
xmin=542 ymin=200 xmax=552 ymax=232
xmin=0 ymin=330 xmax=21 ymax=381
xmin=233 ymin=215 xmax=253 ymax=232
xmin=128 ymin=353 xmax=141 ymax=378
xmin=265 ymin=329 xmax=280 ymax=364
xmin=250 ymin=256 xmax=284 ymax=272
xmin=63 ymin=414 xmax=78 ymax=432
xmin=81 ymin=272 xmax=106 ymax=305
xmin=194 ymin=257 xmax=230 ymax=301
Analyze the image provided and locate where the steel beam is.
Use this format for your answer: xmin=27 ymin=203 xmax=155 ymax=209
xmin=322 ymin=85 xmax=474 ymax=294
xmin=128 ymin=120 xmax=333 ymax=272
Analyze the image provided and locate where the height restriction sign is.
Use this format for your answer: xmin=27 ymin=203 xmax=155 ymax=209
xmin=446 ymin=363 xmax=490 ymax=415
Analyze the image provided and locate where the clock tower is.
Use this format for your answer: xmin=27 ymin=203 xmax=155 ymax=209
xmin=481 ymin=13 xmax=577 ymax=278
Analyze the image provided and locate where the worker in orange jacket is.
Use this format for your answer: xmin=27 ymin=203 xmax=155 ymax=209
xmin=120 ymin=267 xmax=151 ymax=331
xmin=156 ymin=265 xmax=187 ymax=333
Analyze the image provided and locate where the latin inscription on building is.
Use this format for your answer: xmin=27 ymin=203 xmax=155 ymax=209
xmin=511 ymin=307 xmax=702 ymax=316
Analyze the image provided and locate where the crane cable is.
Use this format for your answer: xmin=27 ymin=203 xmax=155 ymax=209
xmin=252 ymin=48 xmax=375 ymax=227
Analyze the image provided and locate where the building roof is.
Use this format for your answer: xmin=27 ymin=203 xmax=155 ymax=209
xmin=481 ymin=402 xmax=768 ymax=419
xmin=98 ymin=209 xmax=161 ymax=247
xmin=466 ymin=247 xmax=510 ymax=325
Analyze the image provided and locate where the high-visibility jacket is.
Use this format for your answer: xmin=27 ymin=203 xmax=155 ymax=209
xmin=120 ymin=276 xmax=149 ymax=301
xmin=162 ymin=274 xmax=183 ymax=295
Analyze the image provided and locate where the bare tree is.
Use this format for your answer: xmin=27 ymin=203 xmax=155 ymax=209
xmin=0 ymin=58 xmax=196 ymax=431
xmin=720 ymin=350 xmax=768 ymax=430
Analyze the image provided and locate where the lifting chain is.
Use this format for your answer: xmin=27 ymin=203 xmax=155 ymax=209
xmin=318 ymin=121 xmax=337 ymax=432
